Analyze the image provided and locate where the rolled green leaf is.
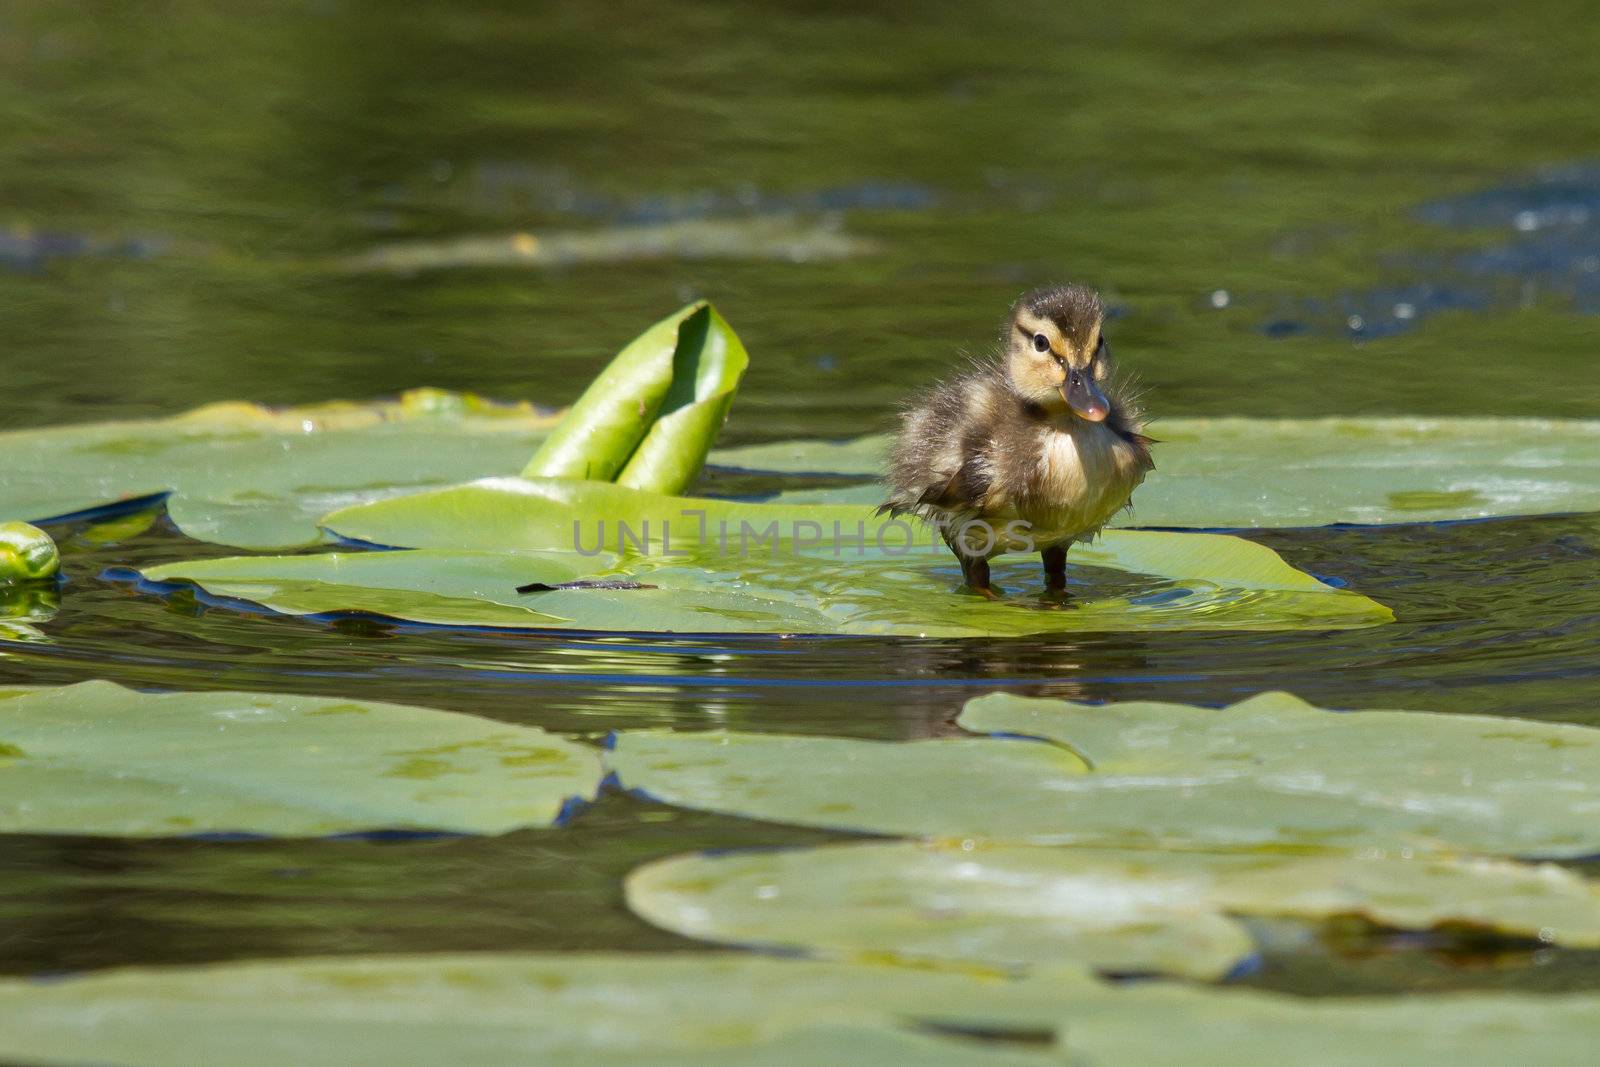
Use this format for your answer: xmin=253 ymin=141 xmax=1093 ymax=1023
xmin=0 ymin=522 xmax=59 ymax=585
xmin=522 ymin=302 xmax=748 ymax=494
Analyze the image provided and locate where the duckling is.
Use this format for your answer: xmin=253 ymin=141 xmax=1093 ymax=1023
xmin=879 ymin=285 xmax=1153 ymax=597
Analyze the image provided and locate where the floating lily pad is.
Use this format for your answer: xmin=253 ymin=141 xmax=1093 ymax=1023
xmin=609 ymin=691 xmax=1600 ymax=856
xmin=1056 ymin=983 xmax=1600 ymax=1066
xmin=3 ymin=952 xmax=1598 ymax=1066
xmin=0 ymin=681 xmax=601 ymax=836
xmin=140 ymin=548 xmax=840 ymax=634
xmin=710 ymin=417 xmax=1600 ymax=526
xmin=176 ymin=477 xmax=1385 ymax=636
xmin=0 ymin=390 xmax=560 ymax=549
xmin=627 ymin=841 xmax=1600 ymax=979
xmin=958 ymin=691 xmax=1600 ymax=856
xmin=0 ymin=952 xmax=1090 ymax=1067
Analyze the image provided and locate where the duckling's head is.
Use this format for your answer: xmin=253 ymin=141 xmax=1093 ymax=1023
xmin=1002 ymin=284 xmax=1113 ymax=422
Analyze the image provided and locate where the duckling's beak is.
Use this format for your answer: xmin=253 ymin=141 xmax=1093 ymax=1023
xmin=1061 ymin=373 xmax=1110 ymax=422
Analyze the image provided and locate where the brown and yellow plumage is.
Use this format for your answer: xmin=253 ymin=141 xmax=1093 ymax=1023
xmin=880 ymin=284 xmax=1154 ymax=596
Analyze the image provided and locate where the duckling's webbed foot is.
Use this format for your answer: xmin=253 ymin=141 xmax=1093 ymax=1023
xmin=958 ymin=554 xmax=1001 ymax=599
xmin=1042 ymin=544 xmax=1068 ymax=594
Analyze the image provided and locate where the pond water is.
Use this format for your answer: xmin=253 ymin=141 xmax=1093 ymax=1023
xmin=3 ymin=1 xmax=1599 ymax=1000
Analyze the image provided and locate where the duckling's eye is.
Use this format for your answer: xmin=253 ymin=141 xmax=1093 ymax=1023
xmin=1031 ymin=333 xmax=1050 ymax=353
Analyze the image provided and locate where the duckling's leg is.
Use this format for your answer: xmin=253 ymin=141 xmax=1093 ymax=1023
xmin=1042 ymin=544 xmax=1068 ymax=594
xmin=959 ymin=554 xmax=1000 ymax=599
xmin=941 ymin=525 xmax=1001 ymax=598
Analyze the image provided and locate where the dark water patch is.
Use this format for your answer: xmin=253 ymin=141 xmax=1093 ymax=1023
xmin=1255 ymin=282 xmax=1494 ymax=340
xmin=1415 ymin=163 xmax=1600 ymax=231
xmin=1248 ymin=164 xmax=1600 ymax=337
xmin=0 ymin=227 xmax=166 ymax=274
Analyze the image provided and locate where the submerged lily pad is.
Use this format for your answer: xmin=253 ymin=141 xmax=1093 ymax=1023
xmin=151 ymin=476 xmax=1382 ymax=636
xmin=0 ymin=952 xmax=1090 ymax=1067
xmin=341 ymin=217 xmax=879 ymax=273
xmin=0 ymin=390 xmax=560 ymax=549
xmin=710 ymin=417 xmax=1600 ymax=526
xmin=609 ymin=691 xmax=1600 ymax=856
xmin=0 ymin=681 xmax=601 ymax=836
xmin=627 ymin=841 xmax=1600 ymax=979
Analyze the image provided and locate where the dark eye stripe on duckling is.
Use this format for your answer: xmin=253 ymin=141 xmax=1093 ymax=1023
xmin=1015 ymin=320 xmax=1099 ymax=369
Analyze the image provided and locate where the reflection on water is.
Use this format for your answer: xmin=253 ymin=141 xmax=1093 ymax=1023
xmin=1254 ymin=162 xmax=1600 ymax=338
xmin=8 ymin=510 xmax=1600 ymax=738
xmin=2 ymin=0 xmax=1599 ymax=1000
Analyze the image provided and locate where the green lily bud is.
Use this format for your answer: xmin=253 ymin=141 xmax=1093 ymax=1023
xmin=0 ymin=522 xmax=61 ymax=584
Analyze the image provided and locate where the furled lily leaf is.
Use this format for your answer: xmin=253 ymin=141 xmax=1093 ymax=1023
xmin=608 ymin=691 xmax=1600 ymax=857
xmin=627 ymin=841 xmax=1600 ymax=979
xmin=709 ymin=417 xmax=1600 ymax=526
xmin=226 ymin=477 xmax=1390 ymax=636
xmin=0 ymin=952 xmax=1092 ymax=1067
xmin=0 ymin=522 xmax=58 ymax=583
xmin=0 ymin=681 xmax=601 ymax=836
xmin=0 ymin=390 xmax=560 ymax=549
xmin=522 ymin=302 xmax=748 ymax=494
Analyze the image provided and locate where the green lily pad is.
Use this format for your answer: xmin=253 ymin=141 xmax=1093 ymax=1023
xmin=3 ymin=953 xmax=1598 ymax=1066
xmin=958 ymin=690 xmax=1600 ymax=856
xmin=709 ymin=417 xmax=1600 ymax=526
xmin=205 ymin=476 xmax=1388 ymax=636
xmin=141 ymin=548 xmax=841 ymax=634
xmin=0 ymin=952 xmax=1091 ymax=1067
xmin=608 ymin=691 xmax=1600 ymax=856
xmin=523 ymin=302 xmax=748 ymax=495
xmin=1056 ymin=983 xmax=1600 ymax=1066
xmin=627 ymin=841 xmax=1600 ymax=980
xmin=0 ymin=681 xmax=601 ymax=836
xmin=0 ymin=390 xmax=560 ymax=549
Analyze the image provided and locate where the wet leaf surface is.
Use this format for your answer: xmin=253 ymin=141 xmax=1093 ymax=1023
xmin=628 ymin=840 xmax=1600 ymax=979
xmin=0 ymin=391 xmax=559 ymax=549
xmin=0 ymin=682 xmax=601 ymax=837
xmin=141 ymin=477 xmax=1389 ymax=636
xmin=608 ymin=691 xmax=1600 ymax=856
xmin=0 ymin=952 xmax=1088 ymax=1067
xmin=712 ymin=418 xmax=1600 ymax=527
